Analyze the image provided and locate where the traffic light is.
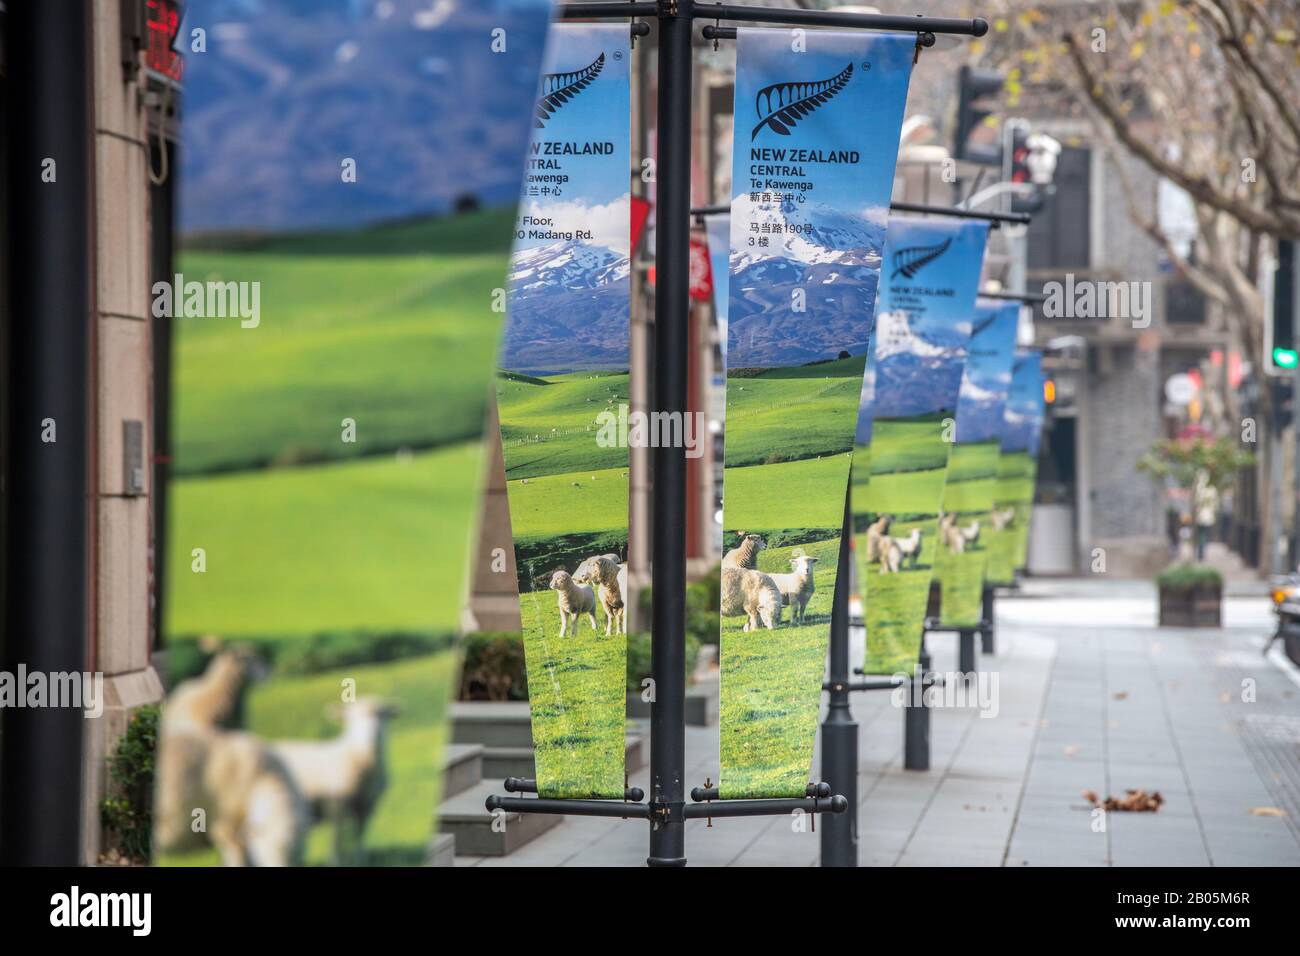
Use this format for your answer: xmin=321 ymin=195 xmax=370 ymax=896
xmin=1268 ymin=239 xmax=1298 ymax=375
xmin=1008 ymin=127 xmax=1041 ymax=213
xmin=954 ymin=65 xmax=1005 ymax=165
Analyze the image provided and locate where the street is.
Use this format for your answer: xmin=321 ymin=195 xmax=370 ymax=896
xmin=459 ymin=577 xmax=1300 ymax=866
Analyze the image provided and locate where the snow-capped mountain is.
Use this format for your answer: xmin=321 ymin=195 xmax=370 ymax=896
xmin=726 ymin=197 xmax=886 ymax=368
xmin=501 ymin=240 xmax=630 ymax=373
xmin=872 ymin=308 xmax=969 ymax=420
xmin=510 ymin=241 xmax=630 ymax=293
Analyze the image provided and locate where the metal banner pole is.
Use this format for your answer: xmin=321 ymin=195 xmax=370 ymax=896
xmin=820 ymin=492 xmax=858 ymax=866
xmin=647 ymin=0 xmax=694 ymax=868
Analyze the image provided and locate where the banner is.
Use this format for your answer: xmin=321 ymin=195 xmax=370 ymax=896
xmin=933 ymin=300 xmax=1020 ymax=627
xmin=154 ymin=0 xmax=553 ymax=866
xmin=987 ymin=350 xmax=1046 ymax=585
xmin=497 ymin=23 xmax=631 ymax=800
xmin=720 ymin=28 xmax=914 ymax=798
xmin=857 ymin=216 xmax=989 ymax=676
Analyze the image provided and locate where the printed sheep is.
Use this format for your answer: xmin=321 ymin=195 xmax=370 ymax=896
xmin=960 ymin=519 xmax=981 ymax=548
xmin=721 ymin=565 xmax=784 ymax=631
xmin=574 ymin=555 xmax=626 ymax=635
xmin=723 ymin=532 xmax=767 ymax=569
xmin=549 ymin=569 xmax=598 ymax=637
xmin=864 ymin=514 xmax=892 ymax=563
xmin=880 ymin=528 xmax=922 ymax=574
xmin=768 ymin=554 xmax=818 ymax=625
xmin=939 ymin=512 xmax=965 ymax=555
xmin=991 ymin=507 xmax=1016 ymax=531
xmin=270 ymin=698 xmax=400 ymax=866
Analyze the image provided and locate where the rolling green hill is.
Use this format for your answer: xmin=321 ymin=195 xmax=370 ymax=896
xmin=496 ymin=371 xmax=630 ymax=480
xmin=724 ymin=357 xmax=864 ymax=467
xmin=172 ymin=208 xmax=513 ymax=476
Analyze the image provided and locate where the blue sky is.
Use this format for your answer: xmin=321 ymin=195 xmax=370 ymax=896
xmin=730 ymin=29 xmax=914 ymax=211
xmin=1003 ymin=351 xmax=1046 ymax=454
xmin=515 ymin=23 xmax=630 ymax=252
xmin=954 ymin=301 xmax=1019 ymax=444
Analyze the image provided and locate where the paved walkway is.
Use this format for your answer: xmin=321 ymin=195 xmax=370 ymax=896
xmin=458 ymin=578 xmax=1300 ymax=866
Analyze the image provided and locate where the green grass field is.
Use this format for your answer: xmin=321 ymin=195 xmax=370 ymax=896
xmin=933 ymin=441 xmax=1000 ymax=626
xmin=719 ymin=534 xmax=841 ymax=798
xmin=172 ymin=208 xmax=515 ymax=476
xmin=858 ymin=415 xmax=954 ymax=675
xmin=723 ymin=356 xmax=864 ymax=468
xmin=515 ymin=590 xmax=627 ymax=798
xmin=157 ymin=651 xmax=457 ymax=867
xmin=166 ymin=442 xmax=483 ymax=638
xmin=724 ymin=451 xmax=851 ymax=534
xmin=496 ymin=371 xmax=630 ymax=480
xmin=987 ymin=451 xmax=1035 ymax=585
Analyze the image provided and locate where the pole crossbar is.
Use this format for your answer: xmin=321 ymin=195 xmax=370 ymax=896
xmin=690 ymin=782 xmax=831 ymax=802
xmin=502 ymin=778 xmax=646 ymax=802
xmin=485 ymin=795 xmax=655 ymax=819
xmin=556 ymin=2 xmax=988 ymax=38
xmin=689 ymin=201 xmax=1028 ymax=228
xmin=684 ymin=796 xmax=848 ymax=819
xmin=979 ymin=290 xmax=1048 ymax=302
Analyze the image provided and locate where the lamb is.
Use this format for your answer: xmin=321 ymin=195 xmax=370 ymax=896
xmin=270 ymin=697 xmax=400 ymax=866
xmin=723 ymin=532 xmax=767 ymax=569
xmin=549 ymin=569 xmax=598 ymax=637
xmin=768 ymin=555 xmax=818 ymax=624
xmin=880 ymin=528 xmax=923 ymax=574
xmin=199 ymin=731 xmax=308 ymax=867
xmin=960 ymin=519 xmax=981 ymax=548
xmin=573 ymin=555 xmax=626 ymax=635
xmin=721 ymin=565 xmax=784 ymax=631
xmin=939 ymin=512 xmax=965 ymax=555
xmin=864 ymin=515 xmax=892 ymax=563
xmin=164 ymin=644 xmax=261 ymax=734
xmin=991 ymin=507 xmax=1016 ymax=531
xmin=156 ymin=650 xmax=306 ymax=865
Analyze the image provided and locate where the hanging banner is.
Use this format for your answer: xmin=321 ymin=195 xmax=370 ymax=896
xmin=987 ymin=350 xmax=1046 ymax=585
xmin=497 ymin=23 xmax=631 ymax=800
xmin=933 ymin=300 xmax=1020 ymax=627
xmin=720 ymin=28 xmax=914 ymax=798
xmin=154 ymin=0 xmax=554 ymax=866
xmin=858 ymin=216 xmax=989 ymax=676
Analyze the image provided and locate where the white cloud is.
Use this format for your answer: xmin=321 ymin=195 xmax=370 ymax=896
xmin=525 ymin=196 xmax=632 ymax=255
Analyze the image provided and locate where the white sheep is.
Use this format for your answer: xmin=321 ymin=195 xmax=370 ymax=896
xmin=939 ymin=512 xmax=965 ymax=555
xmin=201 ymin=731 xmax=308 ymax=867
xmin=880 ymin=528 xmax=923 ymax=574
xmin=768 ymin=555 xmax=818 ymax=624
xmin=574 ymin=555 xmax=626 ymax=635
xmin=863 ymin=515 xmax=891 ymax=563
xmin=723 ymin=532 xmax=767 ymax=569
xmin=960 ymin=519 xmax=981 ymax=548
xmin=991 ymin=507 xmax=1016 ymax=531
xmin=721 ymin=565 xmax=784 ymax=631
xmin=164 ymin=644 xmax=260 ymax=734
xmin=270 ymin=697 xmax=400 ymax=866
xmin=549 ymin=569 xmax=598 ymax=637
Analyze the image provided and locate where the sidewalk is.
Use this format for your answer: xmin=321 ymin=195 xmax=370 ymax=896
xmin=457 ymin=577 xmax=1300 ymax=866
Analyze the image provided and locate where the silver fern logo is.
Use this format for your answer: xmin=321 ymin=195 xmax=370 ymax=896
xmin=535 ymin=53 xmax=605 ymax=128
xmin=890 ymin=237 xmax=953 ymax=279
xmin=751 ymin=63 xmax=853 ymax=140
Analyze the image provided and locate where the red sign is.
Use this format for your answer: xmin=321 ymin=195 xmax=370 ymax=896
xmin=645 ymin=238 xmax=714 ymax=303
xmin=147 ymin=1 xmax=184 ymax=83
xmin=630 ymin=197 xmax=651 ymax=256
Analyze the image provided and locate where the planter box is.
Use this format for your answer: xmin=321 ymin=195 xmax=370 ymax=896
xmin=1158 ymin=584 xmax=1222 ymax=627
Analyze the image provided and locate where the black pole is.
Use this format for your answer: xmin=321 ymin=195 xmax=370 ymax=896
xmin=903 ymin=640 xmax=931 ymax=771
xmin=981 ymin=584 xmax=996 ymax=654
xmin=0 ymin=0 xmax=91 ymax=864
xmin=958 ymin=629 xmax=977 ymax=677
xmin=647 ymin=0 xmax=693 ymax=868
xmin=820 ymin=491 xmax=858 ymax=866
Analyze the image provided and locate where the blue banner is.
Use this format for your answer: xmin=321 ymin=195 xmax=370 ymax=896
xmin=720 ymin=28 xmax=914 ymax=799
xmin=988 ymin=349 xmax=1046 ymax=583
xmin=855 ymin=216 xmax=989 ymax=676
xmin=497 ymin=22 xmax=631 ymax=800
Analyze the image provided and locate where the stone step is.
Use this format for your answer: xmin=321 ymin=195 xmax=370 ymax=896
xmin=627 ymin=678 xmax=718 ymax=726
xmin=423 ymin=832 xmax=456 ymax=867
xmin=481 ymin=734 xmax=645 ymax=782
xmin=437 ymin=780 xmax=562 ymax=857
xmin=441 ymin=742 xmax=484 ymax=798
xmin=451 ymin=700 xmax=533 ymax=749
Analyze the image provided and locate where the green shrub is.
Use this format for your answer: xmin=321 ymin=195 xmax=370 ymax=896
xmin=164 ymin=631 xmax=453 ymax=684
xmin=459 ymin=632 xmax=529 ymax=700
xmin=625 ymin=631 xmax=700 ymax=693
xmin=1157 ymin=563 xmax=1223 ymax=594
xmin=100 ymin=705 xmax=159 ymax=864
xmin=639 ymin=566 xmax=722 ymax=647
